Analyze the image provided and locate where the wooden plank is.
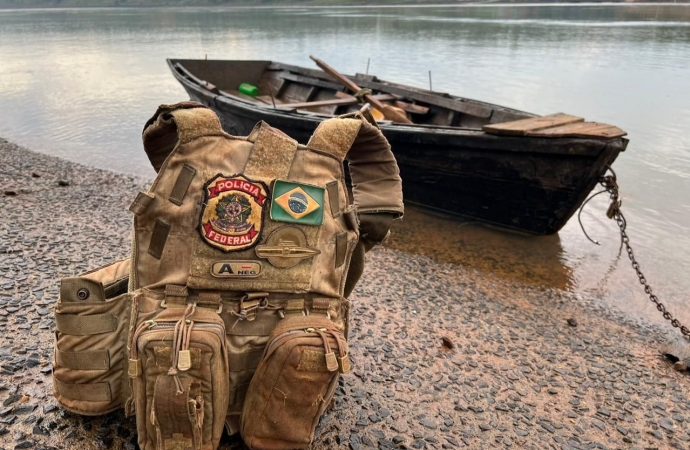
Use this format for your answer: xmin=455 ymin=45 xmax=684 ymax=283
xmin=529 ymin=122 xmax=627 ymax=140
xmin=483 ymin=113 xmax=584 ymax=136
xmin=278 ymin=72 xmax=343 ymax=91
xmin=277 ymin=94 xmax=396 ymax=110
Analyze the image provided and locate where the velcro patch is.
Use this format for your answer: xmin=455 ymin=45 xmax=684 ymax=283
xmin=270 ymin=180 xmax=324 ymax=226
xmin=200 ymin=174 xmax=269 ymax=252
xmin=296 ymin=349 xmax=329 ymax=372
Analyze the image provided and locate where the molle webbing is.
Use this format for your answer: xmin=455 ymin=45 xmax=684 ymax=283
xmin=55 ymin=313 xmax=118 ymax=335
xmin=54 ymin=378 xmax=112 ymax=402
xmin=243 ymin=121 xmax=298 ymax=179
xmin=148 ymin=219 xmax=171 ymax=260
xmin=326 ymin=180 xmax=340 ymax=218
xmin=168 ymin=164 xmax=196 ymax=206
xmin=56 ymin=349 xmax=110 ymax=370
xmin=129 ymin=191 xmax=155 ymax=215
xmin=152 ymin=376 xmax=198 ymax=441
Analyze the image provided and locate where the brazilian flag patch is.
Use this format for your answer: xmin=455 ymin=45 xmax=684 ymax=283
xmin=270 ymin=180 xmax=324 ymax=226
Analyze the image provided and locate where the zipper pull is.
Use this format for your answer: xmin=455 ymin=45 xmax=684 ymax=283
xmin=314 ymin=329 xmax=338 ymax=372
xmin=178 ymin=350 xmax=191 ymax=371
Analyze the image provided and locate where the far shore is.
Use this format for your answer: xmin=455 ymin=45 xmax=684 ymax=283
xmin=2 ymin=0 xmax=690 ymax=10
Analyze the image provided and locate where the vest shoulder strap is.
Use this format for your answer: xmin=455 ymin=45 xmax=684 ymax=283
xmin=308 ymin=111 xmax=404 ymax=217
xmin=244 ymin=121 xmax=298 ymax=179
xmin=307 ymin=117 xmax=363 ymax=161
xmin=142 ymin=102 xmax=227 ymax=172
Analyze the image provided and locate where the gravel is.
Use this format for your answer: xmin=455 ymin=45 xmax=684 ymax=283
xmin=1 ymin=138 xmax=690 ymax=450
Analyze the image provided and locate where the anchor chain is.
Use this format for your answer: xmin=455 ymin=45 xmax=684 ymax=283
xmin=583 ymin=167 xmax=690 ymax=340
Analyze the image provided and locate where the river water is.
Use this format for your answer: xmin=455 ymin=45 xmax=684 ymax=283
xmin=1 ymin=4 xmax=689 ymax=333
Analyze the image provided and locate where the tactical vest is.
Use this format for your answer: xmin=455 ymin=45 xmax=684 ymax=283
xmin=52 ymin=102 xmax=403 ymax=450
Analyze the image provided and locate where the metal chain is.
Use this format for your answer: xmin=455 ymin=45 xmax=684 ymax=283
xmin=596 ymin=167 xmax=690 ymax=340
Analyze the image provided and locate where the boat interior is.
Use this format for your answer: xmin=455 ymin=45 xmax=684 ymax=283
xmin=169 ymin=59 xmax=532 ymax=129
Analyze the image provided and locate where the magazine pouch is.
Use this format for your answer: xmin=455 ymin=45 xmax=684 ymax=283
xmin=53 ymin=259 xmax=132 ymax=416
xmin=130 ymin=298 xmax=229 ymax=450
xmin=240 ymin=315 xmax=350 ymax=450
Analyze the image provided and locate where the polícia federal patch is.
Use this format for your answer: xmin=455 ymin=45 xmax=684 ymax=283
xmin=200 ymin=174 xmax=269 ymax=252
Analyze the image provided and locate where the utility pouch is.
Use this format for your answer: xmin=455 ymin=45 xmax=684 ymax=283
xmin=130 ymin=303 xmax=229 ymax=450
xmin=240 ymin=315 xmax=350 ymax=450
xmin=53 ymin=259 xmax=132 ymax=415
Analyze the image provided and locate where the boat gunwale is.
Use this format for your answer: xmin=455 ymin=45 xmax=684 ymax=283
xmin=167 ymin=58 xmax=626 ymax=158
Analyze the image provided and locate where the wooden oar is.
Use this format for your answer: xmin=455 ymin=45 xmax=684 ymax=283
xmin=309 ymin=55 xmax=413 ymax=124
xmin=277 ymin=94 xmax=397 ymax=110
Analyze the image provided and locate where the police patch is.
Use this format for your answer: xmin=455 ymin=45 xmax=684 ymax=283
xmin=200 ymin=174 xmax=269 ymax=252
xmin=271 ymin=180 xmax=324 ymax=226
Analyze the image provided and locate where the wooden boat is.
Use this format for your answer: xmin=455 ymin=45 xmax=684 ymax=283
xmin=167 ymin=58 xmax=628 ymax=235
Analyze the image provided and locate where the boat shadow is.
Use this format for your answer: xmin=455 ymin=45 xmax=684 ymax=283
xmin=387 ymin=205 xmax=574 ymax=291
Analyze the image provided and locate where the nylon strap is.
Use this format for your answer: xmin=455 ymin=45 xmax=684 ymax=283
xmin=283 ymin=299 xmax=305 ymax=316
xmin=60 ymin=278 xmax=105 ymax=303
xmin=243 ymin=121 xmax=298 ymax=179
xmin=56 ymin=349 xmax=110 ymax=370
xmin=326 ymin=180 xmax=341 ymax=218
xmin=148 ymin=219 xmax=171 ymax=260
xmin=129 ymin=191 xmax=155 ymax=215
xmin=153 ymin=376 xmax=196 ymax=440
xmin=164 ymin=284 xmax=188 ymax=306
xmin=54 ymin=378 xmax=112 ymax=402
xmin=55 ymin=313 xmax=117 ymax=335
xmin=168 ymin=164 xmax=196 ymax=206
xmin=335 ymin=232 xmax=348 ymax=268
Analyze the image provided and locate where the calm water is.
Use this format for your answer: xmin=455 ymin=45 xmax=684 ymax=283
xmin=1 ymin=4 xmax=689 ymax=332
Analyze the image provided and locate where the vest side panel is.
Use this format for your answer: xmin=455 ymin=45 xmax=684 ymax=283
xmin=289 ymin=149 xmax=357 ymax=299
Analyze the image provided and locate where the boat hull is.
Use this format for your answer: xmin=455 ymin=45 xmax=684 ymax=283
xmin=171 ymin=61 xmax=626 ymax=235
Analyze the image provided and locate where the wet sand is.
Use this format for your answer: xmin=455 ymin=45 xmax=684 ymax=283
xmin=1 ymin=138 xmax=689 ymax=450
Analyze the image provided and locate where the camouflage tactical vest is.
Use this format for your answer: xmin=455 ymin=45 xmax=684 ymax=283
xmin=52 ymin=102 xmax=403 ymax=450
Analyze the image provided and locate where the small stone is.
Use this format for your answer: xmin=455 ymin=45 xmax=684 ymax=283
xmin=57 ymin=180 xmax=70 ymax=187
xmin=441 ymin=336 xmax=454 ymax=349
xmin=420 ymin=418 xmax=437 ymax=430
xmin=659 ymin=417 xmax=675 ymax=432
xmin=616 ymin=426 xmax=628 ymax=436
xmin=14 ymin=442 xmax=35 ymax=449
xmin=567 ymin=318 xmax=577 ymax=327
xmin=4 ymin=191 xmax=17 ymax=196
xmin=31 ymin=173 xmax=40 ymax=178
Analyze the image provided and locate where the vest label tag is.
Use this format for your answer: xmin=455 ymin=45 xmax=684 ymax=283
xmin=211 ymin=261 xmax=262 ymax=278
xmin=200 ymin=174 xmax=269 ymax=252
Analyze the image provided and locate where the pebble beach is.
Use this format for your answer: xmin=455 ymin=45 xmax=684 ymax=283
xmin=1 ymin=138 xmax=689 ymax=450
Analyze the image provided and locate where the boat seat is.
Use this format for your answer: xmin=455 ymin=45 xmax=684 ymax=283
xmin=483 ymin=113 xmax=626 ymax=140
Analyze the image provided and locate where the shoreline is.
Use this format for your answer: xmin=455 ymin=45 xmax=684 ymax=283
xmin=1 ymin=138 xmax=689 ymax=449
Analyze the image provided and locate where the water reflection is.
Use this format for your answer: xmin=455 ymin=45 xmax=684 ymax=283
xmin=389 ymin=207 xmax=573 ymax=291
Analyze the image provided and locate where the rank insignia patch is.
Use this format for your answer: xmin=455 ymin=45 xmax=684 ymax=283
xmin=200 ymin=174 xmax=269 ymax=252
xmin=271 ymin=180 xmax=324 ymax=226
